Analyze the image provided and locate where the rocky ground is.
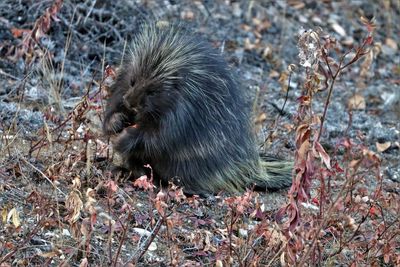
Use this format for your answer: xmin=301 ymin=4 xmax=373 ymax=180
xmin=0 ymin=0 xmax=399 ymax=266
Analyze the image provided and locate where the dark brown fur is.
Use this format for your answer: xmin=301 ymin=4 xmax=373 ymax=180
xmin=103 ymin=24 xmax=292 ymax=195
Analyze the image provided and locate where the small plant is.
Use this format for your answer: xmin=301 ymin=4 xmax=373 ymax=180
xmin=273 ymin=17 xmax=399 ymax=266
xmin=9 ymin=0 xmax=63 ymax=64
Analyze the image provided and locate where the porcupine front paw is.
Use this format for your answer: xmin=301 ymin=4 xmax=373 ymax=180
xmin=103 ymin=112 xmax=129 ymax=135
xmin=112 ymin=125 xmax=141 ymax=153
xmin=108 ymin=164 xmax=145 ymax=181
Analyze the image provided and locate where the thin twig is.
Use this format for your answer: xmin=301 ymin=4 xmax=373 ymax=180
xmin=133 ymin=217 xmax=165 ymax=264
xmin=20 ymin=157 xmax=66 ymax=197
xmin=0 ymin=217 xmax=44 ymax=264
xmin=113 ymin=211 xmax=131 ymax=267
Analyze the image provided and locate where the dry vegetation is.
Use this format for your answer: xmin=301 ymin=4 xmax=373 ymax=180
xmin=0 ymin=0 xmax=399 ymax=266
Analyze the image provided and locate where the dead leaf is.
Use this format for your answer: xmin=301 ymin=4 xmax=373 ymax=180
xmin=133 ymin=175 xmax=155 ymax=191
xmin=350 ymin=159 xmax=361 ymax=168
xmin=262 ymin=45 xmax=272 ymax=59
xmin=106 ymin=180 xmax=118 ymax=193
xmin=181 ymin=10 xmax=194 ymax=20
xmin=298 ymin=139 xmax=310 ymax=162
xmin=385 ymin=38 xmax=398 ymax=51
xmin=269 ymin=70 xmax=280 ymax=78
xmin=10 ymin=28 xmax=31 ymax=38
xmin=279 ymin=71 xmax=289 ymax=90
xmin=255 ymin=19 xmax=272 ymax=32
xmin=244 ymin=38 xmax=256 ymax=50
xmin=39 ymin=251 xmax=59 ymax=258
xmin=288 ymin=0 xmax=305 ymax=9
xmin=254 ymin=112 xmax=267 ymax=124
xmin=280 ymin=251 xmax=286 ymax=266
xmin=314 ymin=141 xmax=331 ymax=169
xmin=79 ymin=258 xmax=89 ymax=267
xmin=362 ymin=148 xmax=381 ymax=162
xmin=376 ymin=142 xmax=391 ymax=152
xmin=348 ymin=94 xmax=366 ymax=110
xmin=66 ymin=191 xmax=83 ymax=224
xmin=2 ymin=208 xmax=7 ymax=224
xmin=8 ymin=208 xmax=20 ymax=228
xmin=72 ymin=176 xmax=81 ymax=189
xmin=359 ymin=49 xmax=374 ymax=79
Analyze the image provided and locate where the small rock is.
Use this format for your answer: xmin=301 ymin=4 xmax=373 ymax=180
xmin=132 ymin=228 xmax=151 ymax=237
xmin=381 ymin=45 xmax=397 ymax=56
xmin=238 ymin=228 xmax=248 ymax=238
xmin=62 ymin=229 xmax=71 ymax=236
xmin=148 ymin=241 xmax=157 ymax=251
xmin=331 ymin=22 xmax=346 ymax=37
xmin=232 ymin=2 xmax=242 ymax=18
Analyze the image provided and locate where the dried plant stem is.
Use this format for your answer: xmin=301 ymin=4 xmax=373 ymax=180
xmin=0 ymin=217 xmax=44 ymax=264
xmin=164 ymin=217 xmax=175 ymax=264
xmin=133 ymin=217 xmax=164 ymax=264
xmin=297 ymin=175 xmax=350 ymax=266
xmin=106 ymin=185 xmax=116 ymax=265
xmin=21 ymin=157 xmax=65 ymax=197
xmin=113 ymin=211 xmax=131 ymax=267
xmin=317 ymin=77 xmax=337 ymax=142
xmin=317 ymin=36 xmax=370 ymax=142
xmin=280 ymin=70 xmax=292 ymax=115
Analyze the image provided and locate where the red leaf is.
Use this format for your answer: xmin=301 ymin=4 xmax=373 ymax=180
xmin=133 ymin=175 xmax=155 ymax=191
xmin=365 ymin=36 xmax=373 ymax=45
xmin=104 ymin=65 xmax=117 ymax=79
xmin=332 ymin=162 xmax=344 ymax=173
xmin=90 ymin=213 xmax=97 ymax=228
xmin=105 ymin=180 xmax=118 ymax=193
xmin=369 ymin=206 xmax=377 ymax=216
xmin=11 ymin=28 xmax=31 ymax=38
xmin=340 ymin=138 xmax=352 ymax=149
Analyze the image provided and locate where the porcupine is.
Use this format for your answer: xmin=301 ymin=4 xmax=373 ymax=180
xmin=103 ymin=24 xmax=292 ymax=195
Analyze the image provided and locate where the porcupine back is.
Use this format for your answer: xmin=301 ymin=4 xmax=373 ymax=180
xmin=103 ymin=24 xmax=292 ymax=195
